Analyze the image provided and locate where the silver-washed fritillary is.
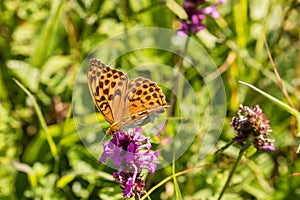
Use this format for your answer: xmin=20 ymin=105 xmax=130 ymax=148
xmin=87 ymin=58 xmax=168 ymax=134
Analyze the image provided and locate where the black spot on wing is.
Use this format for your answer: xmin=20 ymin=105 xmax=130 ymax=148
xmin=111 ymin=81 xmax=116 ymax=88
xmin=115 ymin=89 xmax=121 ymax=96
xmin=103 ymin=88 xmax=109 ymax=95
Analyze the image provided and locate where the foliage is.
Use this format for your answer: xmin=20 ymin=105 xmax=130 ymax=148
xmin=0 ymin=0 xmax=300 ymax=199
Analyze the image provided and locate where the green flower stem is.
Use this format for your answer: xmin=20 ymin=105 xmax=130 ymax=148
xmin=217 ymin=142 xmax=251 ymax=200
xmin=167 ymin=36 xmax=190 ymax=119
xmin=215 ymin=141 xmax=234 ymax=154
xmin=172 ymin=154 xmax=180 ymax=200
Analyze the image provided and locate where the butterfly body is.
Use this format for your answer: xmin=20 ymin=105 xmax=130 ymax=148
xmin=88 ymin=58 xmax=167 ymax=134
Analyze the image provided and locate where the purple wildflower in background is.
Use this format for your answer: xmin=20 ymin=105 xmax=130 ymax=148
xmin=100 ymin=127 xmax=159 ymax=198
xmin=230 ymin=105 xmax=275 ymax=151
xmin=179 ymin=0 xmax=225 ymax=35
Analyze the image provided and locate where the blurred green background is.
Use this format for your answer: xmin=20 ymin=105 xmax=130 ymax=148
xmin=1 ymin=0 xmax=300 ymax=199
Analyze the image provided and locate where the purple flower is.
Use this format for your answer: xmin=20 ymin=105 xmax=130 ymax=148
xmin=100 ymin=127 xmax=159 ymax=198
xmin=179 ymin=0 xmax=225 ymax=34
xmin=230 ymin=105 xmax=275 ymax=151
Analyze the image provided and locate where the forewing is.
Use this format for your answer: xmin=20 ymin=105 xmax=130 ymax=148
xmin=87 ymin=59 xmax=129 ymax=124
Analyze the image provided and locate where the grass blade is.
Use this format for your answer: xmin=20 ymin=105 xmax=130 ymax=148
xmin=239 ymin=81 xmax=300 ymax=118
xmin=13 ymin=78 xmax=57 ymax=157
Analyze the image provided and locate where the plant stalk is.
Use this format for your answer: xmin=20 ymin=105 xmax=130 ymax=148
xmin=217 ymin=143 xmax=250 ymax=200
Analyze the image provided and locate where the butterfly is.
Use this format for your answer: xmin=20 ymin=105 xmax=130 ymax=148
xmin=87 ymin=58 xmax=168 ymax=134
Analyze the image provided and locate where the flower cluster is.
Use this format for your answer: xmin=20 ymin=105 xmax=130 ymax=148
xmin=230 ymin=105 xmax=275 ymax=151
xmin=100 ymin=127 xmax=159 ymax=198
xmin=179 ymin=0 xmax=226 ymax=35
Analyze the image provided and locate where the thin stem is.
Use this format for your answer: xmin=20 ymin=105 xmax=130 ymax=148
xmin=13 ymin=78 xmax=60 ymax=177
xmin=120 ymin=0 xmax=129 ymax=31
xmin=13 ymin=78 xmax=58 ymax=158
xmin=141 ymin=163 xmax=208 ymax=200
xmin=134 ymin=1 xmax=164 ymax=16
xmin=217 ymin=143 xmax=250 ymax=200
xmin=294 ymin=24 xmax=300 ymax=110
xmin=172 ymin=153 xmax=181 ymax=200
xmin=167 ymin=36 xmax=190 ymax=118
xmin=215 ymin=141 xmax=234 ymax=154
xmin=264 ymin=37 xmax=295 ymax=109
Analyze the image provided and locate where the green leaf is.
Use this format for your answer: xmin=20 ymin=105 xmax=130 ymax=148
xmin=40 ymin=55 xmax=72 ymax=84
xmin=57 ymin=174 xmax=76 ymax=188
xmin=245 ymin=146 xmax=257 ymax=157
xmin=165 ymin=0 xmax=187 ymax=20
xmin=7 ymin=60 xmax=40 ymax=92
xmin=31 ymin=0 xmax=65 ymax=67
